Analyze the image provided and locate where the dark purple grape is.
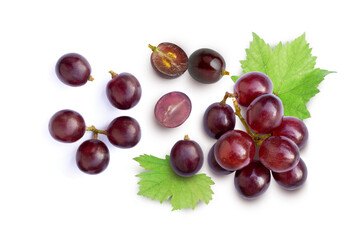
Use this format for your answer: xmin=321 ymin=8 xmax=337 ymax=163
xmin=272 ymin=158 xmax=307 ymax=190
xmin=246 ymin=94 xmax=284 ymax=134
xmin=106 ymin=72 xmax=142 ymax=110
xmin=234 ymin=161 xmax=271 ymax=199
xmin=234 ymin=71 xmax=273 ymax=107
xmin=259 ymin=136 xmax=300 ymax=173
xmin=55 ymin=53 xmax=92 ymax=87
xmin=273 ymin=116 xmax=309 ymax=149
xmin=107 ymin=116 xmax=141 ymax=148
xmin=49 ymin=109 xmax=85 ymax=143
xmin=203 ymin=102 xmax=236 ymax=139
xmin=154 ymin=91 xmax=191 ymax=128
xmin=149 ymin=42 xmax=188 ymax=79
xmin=76 ymin=139 xmax=110 ymax=174
xmin=214 ymin=130 xmax=255 ymax=171
xmin=207 ymin=144 xmax=233 ymax=175
xmin=188 ymin=48 xmax=227 ymax=84
xmin=170 ymin=136 xmax=204 ymax=177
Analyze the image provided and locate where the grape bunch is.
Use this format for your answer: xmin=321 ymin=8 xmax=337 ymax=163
xmin=204 ymin=72 xmax=308 ymax=199
xmin=50 ymin=53 xmax=142 ymax=174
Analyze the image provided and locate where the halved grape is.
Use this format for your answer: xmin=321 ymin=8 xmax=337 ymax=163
xmin=259 ymin=136 xmax=300 ymax=173
xmin=272 ymin=158 xmax=307 ymax=190
xmin=55 ymin=53 xmax=92 ymax=87
xmin=273 ymin=116 xmax=309 ymax=149
xmin=207 ymin=144 xmax=233 ymax=175
xmin=154 ymin=91 xmax=191 ymax=128
xmin=246 ymin=94 xmax=283 ymax=134
xmin=234 ymin=71 xmax=273 ymax=107
xmin=149 ymin=42 xmax=188 ymax=79
xmin=76 ymin=139 xmax=110 ymax=174
xmin=107 ymin=116 xmax=141 ymax=148
xmin=203 ymin=102 xmax=235 ymax=139
xmin=49 ymin=109 xmax=85 ymax=143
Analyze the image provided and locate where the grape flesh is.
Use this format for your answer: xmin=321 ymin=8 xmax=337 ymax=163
xmin=259 ymin=136 xmax=300 ymax=173
xmin=49 ymin=109 xmax=85 ymax=143
xmin=76 ymin=139 xmax=110 ymax=174
xmin=55 ymin=53 xmax=91 ymax=87
xmin=234 ymin=71 xmax=273 ymax=107
xmin=203 ymin=103 xmax=235 ymax=139
xmin=234 ymin=161 xmax=271 ymax=199
xmin=170 ymin=138 xmax=204 ymax=177
xmin=188 ymin=48 xmax=226 ymax=84
xmin=106 ymin=72 xmax=141 ymax=110
xmin=246 ymin=94 xmax=284 ymax=134
xmin=272 ymin=158 xmax=307 ymax=190
xmin=273 ymin=116 xmax=309 ymax=149
xmin=214 ymin=130 xmax=255 ymax=171
xmin=150 ymin=42 xmax=188 ymax=79
xmin=207 ymin=144 xmax=233 ymax=175
xmin=154 ymin=91 xmax=191 ymax=128
xmin=107 ymin=116 xmax=141 ymax=148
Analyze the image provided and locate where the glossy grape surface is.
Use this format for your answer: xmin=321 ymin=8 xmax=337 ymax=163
xmin=234 ymin=161 xmax=271 ymax=199
xmin=246 ymin=94 xmax=284 ymax=134
xmin=55 ymin=53 xmax=91 ymax=87
xmin=259 ymin=136 xmax=300 ymax=173
xmin=272 ymin=158 xmax=307 ymax=190
xmin=214 ymin=130 xmax=255 ymax=171
xmin=106 ymin=72 xmax=142 ymax=110
xmin=76 ymin=139 xmax=110 ymax=174
xmin=207 ymin=144 xmax=233 ymax=175
xmin=107 ymin=116 xmax=141 ymax=148
xmin=273 ymin=116 xmax=308 ymax=149
xmin=154 ymin=91 xmax=191 ymax=128
xmin=203 ymin=103 xmax=235 ymax=139
xmin=170 ymin=139 xmax=204 ymax=177
xmin=49 ymin=109 xmax=85 ymax=143
xmin=150 ymin=42 xmax=188 ymax=79
xmin=234 ymin=71 xmax=273 ymax=107
xmin=188 ymin=48 xmax=226 ymax=84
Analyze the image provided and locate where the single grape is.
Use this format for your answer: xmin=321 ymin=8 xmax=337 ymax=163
xmin=154 ymin=91 xmax=191 ymax=128
xmin=76 ymin=139 xmax=110 ymax=174
xmin=246 ymin=94 xmax=284 ymax=134
xmin=188 ymin=48 xmax=228 ymax=84
xmin=234 ymin=161 xmax=271 ymax=199
xmin=234 ymin=71 xmax=273 ymax=107
xmin=259 ymin=136 xmax=300 ymax=173
xmin=273 ymin=116 xmax=309 ymax=149
xmin=55 ymin=53 xmax=92 ymax=87
xmin=207 ymin=144 xmax=233 ymax=175
xmin=49 ymin=109 xmax=85 ymax=143
xmin=214 ymin=130 xmax=255 ymax=171
xmin=149 ymin=43 xmax=188 ymax=79
xmin=203 ymin=102 xmax=235 ymax=139
xmin=170 ymin=135 xmax=204 ymax=177
xmin=272 ymin=158 xmax=307 ymax=190
xmin=107 ymin=116 xmax=141 ymax=148
xmin=106 ymin=72 xmax=142 ymax=110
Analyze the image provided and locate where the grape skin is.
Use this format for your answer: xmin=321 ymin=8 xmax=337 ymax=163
xmin=273 ymin=116 xmax=309 ymax=149
xmin=107 ymin=116 xmax=141 ymax=148
xmin=76 ymin=139 xmax=110 ymax=174
xmin=272 ymin=158 xmax=307 ymax=190
xmin=203 ymin=103 xmax=235 ymax=139
xmin=207 ymin=144 xmax=233 ymax=175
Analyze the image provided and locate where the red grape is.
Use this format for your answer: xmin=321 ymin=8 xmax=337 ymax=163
xmin=154 ymin=91 xmax=191 ymax=128
xmin=272 ymin=158 xmax=307 ymax=190
xmin=214 ymin=130 xmax=255 ymax=171
xmin=55 ymin=53 xmax=92 ymax=87
xmin=234 ymin=71 xmax=273 ymax=107
xmin=259 ymin=136 xmax=300 ymax=173
xmin=207 ymin=144 xmax=233 ymax=175
xmin=234 ymin=161 xmax=271 ymax=199
xmin=106 ymin=72 xmax=141 ymax=110
xmin=149 ymin=42 xmax=188 ymax=79
xmin=107 ymin=116 xmax=141 ymax=148
xmin=76 ymin=139 xmax=110 ymax=174
xmin=273 ymin=116 xmax=308 ymax=149
xmin=49 ymin=109 xmax=85 ymax=143
xmin=246 ymin=94 xmax=284 ymax=134
xmin=203 ymin=102 xmax=235 ymax=139
xmin=188 ymin=48 xmax=227 ymax=84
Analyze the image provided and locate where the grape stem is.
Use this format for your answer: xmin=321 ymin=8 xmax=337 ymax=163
xmin=88 ymin=75 xmax=95 ymax=81
xmin=109 ymin=70 xmax=118 ymax=79
xmin=86 ymin=125 xmax=107 ymax=139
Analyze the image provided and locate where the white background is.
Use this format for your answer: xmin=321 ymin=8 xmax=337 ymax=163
xmin=1 ymin=0 xmax=359 ymax=239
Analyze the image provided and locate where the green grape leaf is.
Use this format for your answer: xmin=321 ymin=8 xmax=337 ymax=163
xmin=134 ymin=155 xmax=214 ymax=211
xmin=234 ymin=33 xmax=334 ymax=120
